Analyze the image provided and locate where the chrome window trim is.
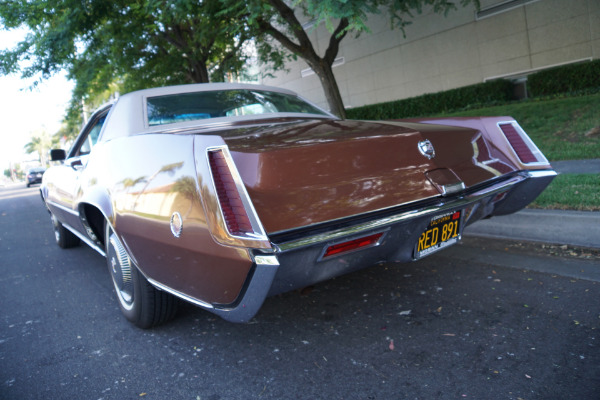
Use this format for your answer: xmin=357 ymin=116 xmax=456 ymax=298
xmin=143 ymin=113 xmax=336 ymax=135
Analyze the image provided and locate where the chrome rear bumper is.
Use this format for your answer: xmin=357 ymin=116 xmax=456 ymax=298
xmin=212 ymin=169 xmax=556 ymax=322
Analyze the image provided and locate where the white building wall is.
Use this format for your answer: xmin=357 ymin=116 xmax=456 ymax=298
xmin=260 ymin=0 xmax=600 ymax=112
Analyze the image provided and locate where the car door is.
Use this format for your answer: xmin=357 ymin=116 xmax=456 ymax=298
xmin=45 ymin=108 xmax=110 ymax=233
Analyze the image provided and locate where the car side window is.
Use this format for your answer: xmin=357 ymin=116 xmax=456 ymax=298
xmin=74 ymin=115 xmax=107 ymax=157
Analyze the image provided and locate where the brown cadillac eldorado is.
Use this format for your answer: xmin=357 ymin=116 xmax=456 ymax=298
xmin=41 ymin=83 xmax=556 ymax=328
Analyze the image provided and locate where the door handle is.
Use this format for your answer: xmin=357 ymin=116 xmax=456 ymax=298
xmin=67 ymin=159 xmax=84 ymax=171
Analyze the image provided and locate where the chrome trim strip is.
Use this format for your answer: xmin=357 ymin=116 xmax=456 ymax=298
xmin=440 ymin=182 xmax=466 ymax=196
xmin=254 ymin=255 xmax=280 ymax=266
xmin=148 ymin=254 xmax=280 ymax=320
xmin=527 ymin=170 xmax=558 ymax=179
xmin=147 ymin=278 xmax=214 ymax=310
xmin=273 ymin=175 xmax=527 ymax=253
xmin=62 ymin=222 xmax=106 ymax=257
xmin=147 ymin=113 xmax=336 ymax=135
xmin=46 ymin=199 xmax=79 ymax=216
xmin=471 ymin=132 xmax=502 ymax=177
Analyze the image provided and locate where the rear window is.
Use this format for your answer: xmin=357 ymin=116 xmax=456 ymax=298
xmin=146 ymin=89 xmax=328 ymax=126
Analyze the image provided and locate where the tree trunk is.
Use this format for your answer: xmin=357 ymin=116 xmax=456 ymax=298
xmin=311 ymin=60 xmax=346 ymax=119
xmin=256 ymin=2 xmax=348 ymax=118
xmin=188 ymin=59 xmax=210 ymax=83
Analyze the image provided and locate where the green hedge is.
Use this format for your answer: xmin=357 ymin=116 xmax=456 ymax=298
xmin=345 ymin=60 xmax=600 ymax=120
xmin=527 ymin=60 xmax=600 ymax=98
xmin=345 ymin=79 xmax=514 ymax=120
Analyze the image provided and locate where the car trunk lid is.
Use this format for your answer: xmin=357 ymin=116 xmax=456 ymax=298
xmin=221 ymin=119 xmax=499 ymax=233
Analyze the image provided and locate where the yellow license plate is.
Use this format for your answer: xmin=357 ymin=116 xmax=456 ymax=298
xmin=414 ymin=210 xmax=462 ymax=259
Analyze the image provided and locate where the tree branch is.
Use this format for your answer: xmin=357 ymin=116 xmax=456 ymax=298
xmin=264 ymin=0 xmax=320 ymax=63
xmin=324 ymin=18 xmax=349 ymax=65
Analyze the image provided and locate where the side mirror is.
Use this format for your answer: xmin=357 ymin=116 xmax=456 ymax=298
xmin=50 ymin=149 xmax=66 ymax=161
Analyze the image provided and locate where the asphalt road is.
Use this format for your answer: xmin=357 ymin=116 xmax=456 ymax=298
xmin=1 ymin=184 xmax=599 ymax=400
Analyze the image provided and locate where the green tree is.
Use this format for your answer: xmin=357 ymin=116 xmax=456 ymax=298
xmin=227 ymin=0 xmax=479 ymax=118
xmin=0 ymin=0 xmax=251 ymax=128
xmin=23 ymin=129 xmax=52 ymax=166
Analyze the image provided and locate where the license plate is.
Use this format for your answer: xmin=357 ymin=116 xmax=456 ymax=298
xmin=414 ymin=210 xmax=462 ymax=259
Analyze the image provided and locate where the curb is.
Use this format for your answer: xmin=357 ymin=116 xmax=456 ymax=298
xmin=552 ymin=159 xmax=600 ymax=175
xmin=464 ymin=209 xmax=600 ymax=249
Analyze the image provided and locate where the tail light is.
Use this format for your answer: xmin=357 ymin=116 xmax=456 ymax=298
xmin=208 ymin=150 xmax=253 ymax=236
xmin=322 ymin=232 xmax=384 ymax=259
xmin=205 ymin=147 xmax=270 ymax=249
xmin=498 ymin=122 xmax=548 ymax=165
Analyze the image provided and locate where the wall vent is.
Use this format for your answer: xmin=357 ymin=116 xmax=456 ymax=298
xmin=476 ymin=0 xmax=540 ymax=20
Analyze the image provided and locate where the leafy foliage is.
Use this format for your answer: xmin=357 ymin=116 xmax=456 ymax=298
xmin=527 ymin=60 xmax=600 ymax=98
xmin=346 ymin=79 xmax=514 ymax=120
xmin=1 ymin=0 xmax=480 ymax=131
xmin=224 ymin=0 xmax=479 ymax=118
xmin=0 ymin=0 xmax=251 ymax=137
xmin=301 ymin=0 xmax=477 ymax=34
xmin=23 ymin=129 xmax=53 ymax=166
xmin=427 ymin=92 xmax=600 ymax=162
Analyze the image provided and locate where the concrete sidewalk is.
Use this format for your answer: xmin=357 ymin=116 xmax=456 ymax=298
xmin=464 ymin=159 xmax=599 ymax=249
xmin=551 ymin=158 xmax=600 ymax=174
xmin=464 ymin=209 xmax=600 ymax=249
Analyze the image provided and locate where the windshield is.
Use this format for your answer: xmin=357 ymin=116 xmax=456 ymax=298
xmin=147 ymin=89 xmax=329 ymax=126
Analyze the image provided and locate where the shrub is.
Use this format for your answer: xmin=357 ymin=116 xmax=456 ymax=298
xmin=527 ymin=60 xmax=600 ymax=98
xmin=346 ymin=79 xmax=514 ymax=120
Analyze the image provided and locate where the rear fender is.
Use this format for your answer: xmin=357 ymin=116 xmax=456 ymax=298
xmin=78 ymin=186 xmax=114 ymax=249
xmin=399 ymin=116 xmax=552 ymax=171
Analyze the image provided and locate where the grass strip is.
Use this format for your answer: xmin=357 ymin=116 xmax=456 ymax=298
xmin=436 ymin=93 xmax=600 ymax=161
xmin=529 ymin=174 xmax=600 ymax=211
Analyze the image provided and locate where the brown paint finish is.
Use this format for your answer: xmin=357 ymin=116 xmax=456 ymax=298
xmin=118 ymin=214 xmax=252 ymax=305
xmin=95 ymin=133 xmax=254 ymax=305
xmin=225 ymin=119 xmax=499 ymax=233
xmin=41 ymin=84 xmax=556 ymax=325
xmin=401 ymin=117 xmax=552 ymax=171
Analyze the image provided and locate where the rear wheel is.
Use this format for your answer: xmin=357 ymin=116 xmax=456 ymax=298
xmin=51 ymin=213 xmax=80 ymax=249
xmin=105 ymin=222 xmax=177 ymax=328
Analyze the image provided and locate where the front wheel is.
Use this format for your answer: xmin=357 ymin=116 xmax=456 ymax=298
xmin=105 ymin=222 xmax=177 ymax=328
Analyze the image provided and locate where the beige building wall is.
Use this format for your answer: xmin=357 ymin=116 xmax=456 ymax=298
xmin=260 ymin=0 xmax=600 ymax=112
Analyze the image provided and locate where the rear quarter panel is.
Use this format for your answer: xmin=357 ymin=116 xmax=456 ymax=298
xmin=403 ymin=117 xmax=552 ymax=171
xmin=86 ymin=133 xmax=254 ymax=305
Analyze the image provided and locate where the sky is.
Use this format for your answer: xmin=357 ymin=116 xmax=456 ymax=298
xmin=0 ymin=28 xmax=74 ymax=171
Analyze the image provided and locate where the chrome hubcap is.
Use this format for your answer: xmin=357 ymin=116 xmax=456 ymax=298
xmin=108 ymin=232 xmax=134 ymax=310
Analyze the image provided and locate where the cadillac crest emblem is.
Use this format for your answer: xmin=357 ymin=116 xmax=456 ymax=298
xmin=170 ymin=212 xmax=183 ymax=238
xmin=418 ymin=139 xmax=435 ymax=159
